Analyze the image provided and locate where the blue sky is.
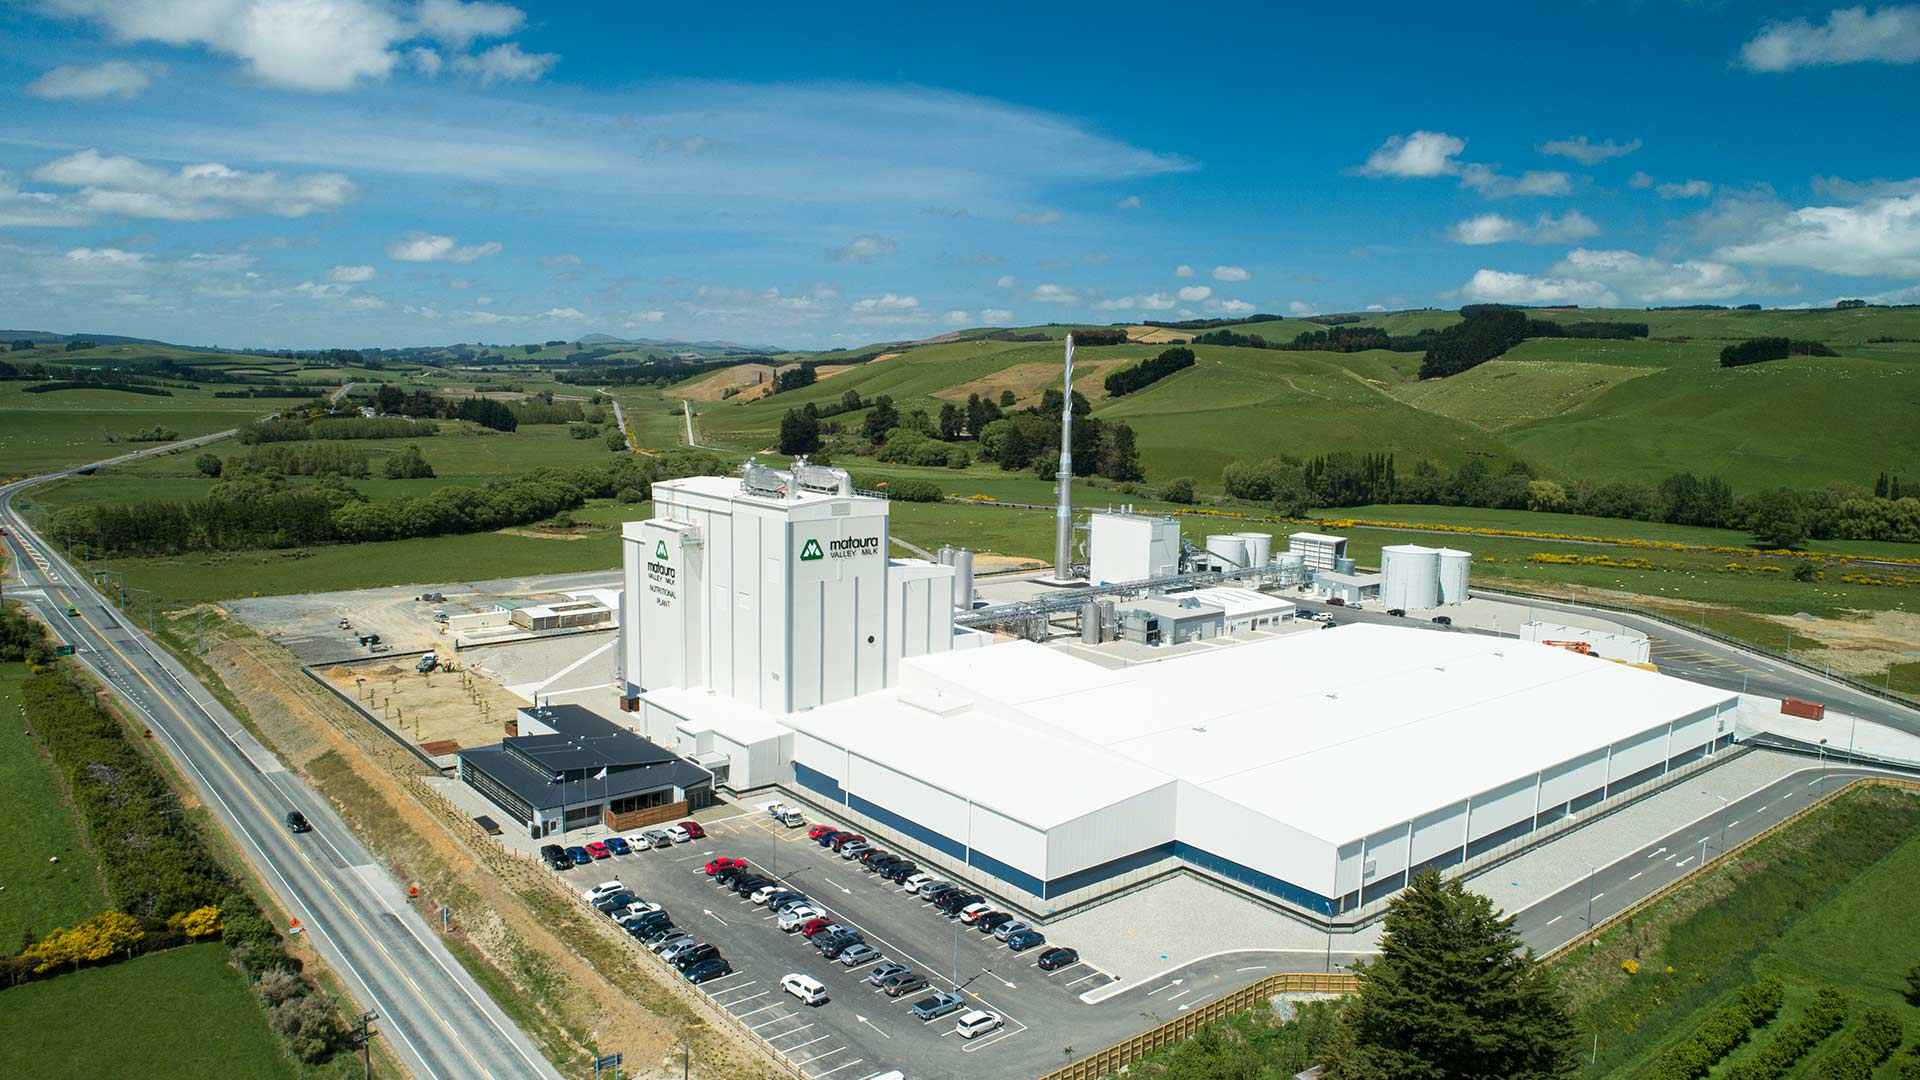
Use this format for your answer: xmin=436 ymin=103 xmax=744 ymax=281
xmin=2 ymin=1 xmax=1918 ymax=349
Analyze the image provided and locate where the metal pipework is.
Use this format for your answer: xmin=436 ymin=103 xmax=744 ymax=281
xmin=1054 ymin=335 xmax=1075 ymax=579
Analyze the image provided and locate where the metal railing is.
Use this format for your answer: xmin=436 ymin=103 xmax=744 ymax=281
xmin=955 ymin=563 xmax=1309 ymax=627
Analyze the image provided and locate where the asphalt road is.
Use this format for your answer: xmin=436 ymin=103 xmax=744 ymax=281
xmin=3 ymin=447 xmax=560 ymax=1080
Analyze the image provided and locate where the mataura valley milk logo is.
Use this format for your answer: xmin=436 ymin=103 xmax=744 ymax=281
xmin=800 ymin=535 xmax=879 ymax=562
xmin=646 ymin=538 xmax=677 ymax=596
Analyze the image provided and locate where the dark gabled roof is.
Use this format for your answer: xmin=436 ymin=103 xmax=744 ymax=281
xmin=460 ymin=706 xmax=710 ymax=811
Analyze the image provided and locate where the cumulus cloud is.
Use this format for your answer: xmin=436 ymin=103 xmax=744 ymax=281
xmin=1447 ymin=214 xmax=1524 ymax=245
xmin=1137 ymin=292 xmax=1177 ymax=310
xmin=1174 ymin=264 xmax=1195 ymax=278
xmin=1217 ymin=298 xmax=1254 ymax=314
xmin=1740 ymin=4 xmax=1920 ymax=71
xmin=418 ymin=0 xmax=525 ymax=46
xmin=1539 ymin=136 xmax=1642 ymax=165
xmin=1357 ymin=131 xmax=1467 ymax=177
xmin=626 ymin=309 xmax=665 ymax=324
xmin=1459 ymin=268 xmax=1618 ymax=306
xmin=1460 ymin=164 xmax=1573 ymax=198
xmin=542 ymin=306 xmax=585 ymax=320
xmin=386 ymin=231 xmax=501 ymax=262
xmin=1029 ymin=283 xmax=1080 ymax=304
xmin=26 ymin=60 xmax=158 ymax=100
xmin=450 ymin=42 xmax=557 ymax=83
xmin=1629 ymin=171 xmax=1655 ymax=189
xmin=1177 ymin=284 xmax=1211 ymax=301
xmin=851 ymin=292 xmax=918 ymax=312
xmin=1658 ymin=179 xmax=1714 ymax=199
xmin=979 ymin=308 xmax=1014 ymax=323
xmin=1715 ymin=190 xmax=1920 ymax=275
xmin=1114 ymin=194 xmax=1142 ymax=209
xmin=1093 ymin=296 xmax=1135 ymax=311
xmin=1212 ymin=265 xmax=1251 ymax=282
xmin=1462 ymin=248 xmax=1755 ymax=307
xmin=328 ymin=263 xmax=376 ymax=282
xmin=1287 ymin=300 xmax=1316 ymax=315
xmin=29 ymin=149 xmax=353 ymax=220
xmin=995 ymin=274 xmax=1016 ymax=288
xmin=830 ymin=235 xmax=898 ymax=263
xmin=1015 ymin=208 xmax=1063 ymax=225
xmin=1450 ymin=210 xmax=1601 ymax=245
xmin=0 ymin=173 xmax=91 ymax=227
xmin=942 ymin=309 xmax=971 ymax=324
xmin=65 ymin=246 xmax=146 ymax=267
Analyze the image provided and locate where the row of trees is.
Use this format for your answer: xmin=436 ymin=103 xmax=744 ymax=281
xmin=1104 ymin=346 xmax=1195 ymax=396
xmin=1720 ymin=337 xmax=1840 ymax=367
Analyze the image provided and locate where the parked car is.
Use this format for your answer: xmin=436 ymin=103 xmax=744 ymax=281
xmin=624 ymin=915 xmax=670 ymax=940
xmin=659 ymin=938 xmax=704 ymax=963
xmin=881 ymin=971 xmax=929 ymax=998
xmin=641 ymin=829 xmax=673 ymax=849
xmin=808 ymin=924 xmax=851 ymax=946
xmin=649 ymin=932 xmax=693 ymax=955
xmin=807 ymin=824 xmax=837 ymax=841
xmin=777 ymin=906 xmax=823 ymax=931
xmin=704 ymin=856 xmax=745 ymax=876
xmin=883 ymin=862 xmax=919 ymax=883
xmin=813 ymin=929 xmax=857 ymax=954
xmin=776 ymin=809 xmax=806 ymax=828
xmin=672 ymin=944 xmax=719 ymax=972
xmin=865 ymin=962 xmax=910 ymax=986
xmin=957 ymin=902 xmax=993 ymax=925
xmin=838 ymin=841 xmax=872 ymax=860
xmin=937 ymin=892 xmax=984 ymax=915
xmin=770 ymin=893 xmax=812 ymax=912
xmin=663 ymin=825 xmax=691 ymax=844
xmin=1387 ymin=607 xmax=1406 ymax=617
xmin=782 ymin=973 xmax=829 ymax=1006
xmin=1326 ymin=597 xmax=1345 ymax=607
xmin=591 ymin=889 xmax=638 ymax=913
xmin=539 ymin=843 xmax=570 ymax=871
xmin=993 ymin=920 xmax=1029 ymax=942
xmin=640 ymin=924 xmax=681 ymax=947
xmin=819 ymin=934 xmax=864 ymax=960
xmin=714 ymin=865 xmax=748 ymax=887
xmin=1431 ymin=615 xmax=1453 ymax=626
xmin=955 ymin=1010 xmax=1003 ymax=1040
xmin=796 ymin=916 xmax=833 ymax=938
xmin=582 ymin=880 xmax=626 ymax=904
xmin=732 ymin=875 xmax=773 ymax=897
xmin=813 ymin=829 xmax=844 ymax=848
xmin=910 ymin=992 xmax=965 ymax=1021
xmin=285 ymin=811 xmax=312 ymax=834
xmin=902 ymin=873 xmax=937 ymax=894
xmin=1006 ymin=929 xmax=1046 ymax=952
xmin=837 ymin=943 xmax=881 ymax=968
xmin=684 ymin=956 xmax=732 ymax=984
xmin=829 ymin=833 xmax=866 ymax=852
xmin=565 ymin=846 xmax=592 ymax=866
xmin=604 ymin=836 xmax=632 ymax=856
xmin=976 ymin=911 xmax=1014 ymax=935
xmin=584 ymin=841 xmax=611 ymax=860
xmin=750 ymin=884 xmax=786 ymax=905
xmin=1036 ymin=946 xmax=1080 ymax=971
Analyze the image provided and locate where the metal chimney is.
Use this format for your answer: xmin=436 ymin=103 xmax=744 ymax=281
xmin=1054 ymin=334 xmax=1075 ymax=580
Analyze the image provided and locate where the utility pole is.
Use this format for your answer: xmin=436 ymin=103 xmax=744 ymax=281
xmin=353 ymin=1011 xmax=379 ymax=1079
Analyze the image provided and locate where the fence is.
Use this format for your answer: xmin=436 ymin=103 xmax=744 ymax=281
xmin=1036 ymin=971 xmax=1359 ymax=1080
xmin=1541 ymin=774 xmax=1920 ymax=963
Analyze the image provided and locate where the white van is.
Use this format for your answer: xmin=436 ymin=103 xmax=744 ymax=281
xmin=782 ymin=973 xmax=829 ymax=1006
xmin=955 ymin=1010 xmax=1003 ymax=1039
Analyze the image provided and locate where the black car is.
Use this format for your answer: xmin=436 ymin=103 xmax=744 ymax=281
xmin=1006 ymin=929 xmax=1045 ymax=952
xmin=732 ymin=875 xmax=773 ymax=897
xmin=863 ymin=853 xmax=900 ymax=873
xmin=285 ymin=810 xmax=311 ymax=834
xmin=812 ymin=928 xmax=859 ymax=952
xmin=714 ymin=865 xmax=747 ymax=886
xmin=593 ymin=890 xmax=639 ymax=914
xmin=672 ymin=944 xmax=719 ymax=971
xmin=819 ymin=934 xmax=864 ymax=960
xmin=814 ymin=829 xmax=844 ymax=848
xmin=684 ymin=956 xmax=732 ymax=984
xmin=936 ymin=891 xmax=983 ymax=914
xmin=1387 ymin=608 xmax=1406 ymax=617
xmin=1431 ymin=615 xmax=1453 ymax=626
xmin=883 ymin=862 xmax=919 ymax=883
xmin=881 ymin=971 xmax=930 ymax=998
xmin=539 ymin=843 xmax=570 ymax=871
xmin=920 ymin=883 xmax=959 ymax=904
xmin=976 ymin=911 xmax=1014 ymax=934
xmin=1036 ymin=946 xmax=1080 ymax=971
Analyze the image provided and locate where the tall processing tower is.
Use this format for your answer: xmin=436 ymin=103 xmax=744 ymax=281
xmin=1053 ymin=333 xmax=1076 ymax=582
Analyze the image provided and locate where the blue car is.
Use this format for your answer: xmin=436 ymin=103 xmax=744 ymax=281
xmin=565 ymin=845 xmax=592 ymax=866
xmin=605 ymin=836 xmax=632 ymax=856
xmin=1006 ymin=929 xmax=1045 ymax=952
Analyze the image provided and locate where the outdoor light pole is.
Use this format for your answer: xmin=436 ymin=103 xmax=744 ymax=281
xmin=1711 ymin=794 xmax=1730 ymax=854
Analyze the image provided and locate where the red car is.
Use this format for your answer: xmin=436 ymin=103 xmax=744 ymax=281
xmin=797 ymin=916 xmax=833 ymax=938
xmin=678 ymin=820 xmax=706 ymax=840
xmin=704 ymin=856 xmax=744 ymax=876
xmin=807 ymin=824 xmax=836 ymax=841
xmin=584 ymin=841 xmax=611 ymax=860
xmin=830 ymin=833 xmax=866 ymax=852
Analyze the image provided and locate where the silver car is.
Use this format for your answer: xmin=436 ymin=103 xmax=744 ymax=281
xmin=649 ymin=932 xmax=693 ymax=955
xmin=641 ymin=829 xmax=673 ymax=849
xmin=993 ymin=919 xmax=1029 ymax=942
xmin=837 ymin=943 xmax=882 ymax=968
xmin=659 ymin=938 xmax=703 ymax=962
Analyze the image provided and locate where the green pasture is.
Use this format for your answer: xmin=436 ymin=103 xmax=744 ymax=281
xmin=0 ymin=661 xmax=110 ymax=947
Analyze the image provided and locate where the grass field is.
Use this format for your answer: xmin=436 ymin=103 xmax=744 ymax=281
xmin=1553 ymin=783 xmax=1920 ymax=1078
xmin=0 ymin=381 xmax=268 ymax=479
xmin=0 ymin=940 xmax=298 ymax=1079
xmin=0 ymin=660 xmax=109 ymax=946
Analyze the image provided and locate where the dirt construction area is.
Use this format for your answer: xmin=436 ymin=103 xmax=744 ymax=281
xmin=316 ymin=658 xmax=524 ymax=756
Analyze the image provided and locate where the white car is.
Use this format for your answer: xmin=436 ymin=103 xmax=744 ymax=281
xmin=956 ymin=901 xmax=992 ymax=924
xmin=751 ymin=884 xmax=785 ymax=905
xmin=902 ymin=873 xmax=936 ymax=894
xmin=664 ymin=824 xmax=691 ymax=844
xmin=777 ymin=906 xmax=823 ymax=931
xmin=782 ymin=973 xmax=829 ymax=1006
xmin=955 ymin=1010 xmax=1003 ymax=1039
xmin=581 ymin=880 xmax=625 ymax=904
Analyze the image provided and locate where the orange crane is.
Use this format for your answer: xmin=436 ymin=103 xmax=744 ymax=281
xmin=1540 ymin=639 xmax=1595 ymax=656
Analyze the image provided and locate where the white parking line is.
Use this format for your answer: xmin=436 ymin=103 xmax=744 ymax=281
xmin=811 ymin=1059 xmax=865 ymax=1077
xmin=1545 ymin=914 xmax=1562 ymax=926
xmin=734 ymin=1002 xmax=784 ymax=1020
xmin=764 ymin=1023 xmax=815 ymax=1041
xmin=749 ymin=1012 xmax=798 ymax=1031
xmin=1167 ymin=988 xmax=1193 ymax=1001
xmin=1629 ymin=872 xmax=1643 ymax=881
xmin=794 ymin=1045 xmax=847 ymax=1065
xmin=722 ymin=991 xmax=770 ymax=1009
xmin=785 ymin=1034 xmax=832 ymax=1053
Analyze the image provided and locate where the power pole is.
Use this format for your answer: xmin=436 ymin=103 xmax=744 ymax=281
xmin=353 ymin=1011 xmax=379 ymax=1079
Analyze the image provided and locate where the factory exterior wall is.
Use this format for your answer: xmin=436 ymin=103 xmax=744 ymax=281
xmin=884 ymin=562 xmax=955 ymax=684
xmin=968 ymin=803 xmax=1050 ymax=887
xmin=1540 ymin=746 xmax=1608 ymax=809
xmin=849 ymin=752 xmax=970 ymax=842
xmin=1407 ymin=801 xmax=1466 ymax=868
xmin=1044 ymin=782 xmax=1178 ymax=881
xmin=1467 ymin=774 xmax=1537 ymax=843
xmin=1176 ymin=784 xmax=1337 ymax=900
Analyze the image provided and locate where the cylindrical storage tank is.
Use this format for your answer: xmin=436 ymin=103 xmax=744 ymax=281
xmin=1274 ymin=551 xmax=1306 ymax=585
xmin=1436 ymin=548 xmax=1471 ymax=605
xmin=1233 ymin=532 xmax=1272 ymax=567
xmin=1381 ymin=544 xmax=1441 ymax=610
xmin=936 ymin=545 xmax=956 ymax=566
xmin=1080 ymin=600 xmax=1103 ymax=644
xmin=1205 ymin=534 xmax=1248 ymax=570
xmin=1097 ymin=598 xmax=1118 ymax=642
xmin=1334 ymin=556 xmax=1357 ymax=575
xmin=952 ymin=548 xmax=975 ymax=610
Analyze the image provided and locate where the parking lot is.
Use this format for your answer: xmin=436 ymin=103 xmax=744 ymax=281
xmin=550 ymin=803 xmax=1268 ymax=1080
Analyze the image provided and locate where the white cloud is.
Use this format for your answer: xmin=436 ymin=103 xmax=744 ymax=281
xmin=450 ymin=42 xmax=557 ymax=83
xmin=29 ymin=149 xmax=353 ymax=221
xmin=625 ymin=309 xmax=665 ymax=325
xmin=1287 ymin=300 xmax=1316 ymax=315
xmin=1447 ymin=214 xmax=1523 ymax=245
xmin=1658 ymin=179 xmax=1714 ymax=199
xmin=979 ymin=308 xmax=1014 ymax=323
xmin=1015 ymin=208 xmax=1063 ymax=225
xmin=1029 ymin=283 xmax=1080 ymax=304
xmin=344 ymin=293 xmax=387 ymax=311
xmin=1174 ymin=264 xmax=1195 ymax=278
xmin=1628 ymin=171 xmax=1654 ymax=189
xmin=1715 ymin=190 xmax=1920 ymax=275
xmin=995 ymin=274 xmax=1016 ymax=288
xmin=1177 ymin=285 xmax=1211 ymax=301
xmin=1212 ymin=265 xmax=1251 ymax=282
xmin=542 ymin=306 xmax=585 ymax=320
xmin=1813 ymin=175 xmax=1920 ymax=200
xmin=0 ymin=173 xmax=90 ymax=226
xmin=942 ymin=309 xmax=971 ymax=324
xmin=1740 ymin=4 xmax=1920 ymax=71
xmin=851 ymin=292 xmax=918 ymax=312
xmin=1093 ymin=296 xmax=1136 ymax=311
xmin=181 ymin=251 xmax=256 ymax=271
xmin=418 ymin=0 xmax=525 ymax=46
xmin=328 ymin=263 xmax=376 ymax=282
xmin=1137 ymin=292 xmax=1177 ymax=310
xmin=1460 ymin=164 xmax=1573 ymax=198
xmin=386 ymin=232 xmax=501 ymax=262
xmin=44 ymin=0 xmax=411 ymax=91
xmin=1365 ymin=303 xmax=1387 ymax=312
xmin=1452 ymin=210 xmax=1601 ymax=245
xmin=1114 ymin=194 xmax=1142 ymax=209
xmin=1532 ymin=210 xmax=1602 ymax=243
xmin=293 ymin=280 xmax=351 ymax=298
xmin=1459 ymin=268 xmax=1618 ymax=306
xmin=26 ymin=60 xmax=158 ymax=100
xmin=1357 ymin=130 xmax=1467 ymax=178
xmin=1554 ymin=248 xmax=1752 ymax=302
xmin=407 ymin=46 xmax=443 ymax=76
xmin=830 ymin=235 xmax=898 ymax=263
xmin=65 ymin=246 xmax=146 ymax=267
xmin=1217 ymin=299 xmax=1254 ymax=314
xmin=1539 ymin=136 xmax=1642 ymax=165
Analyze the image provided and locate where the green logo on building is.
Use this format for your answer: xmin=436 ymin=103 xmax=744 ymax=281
xmin=800 ymin=538 xmax=824 ymax=561
xmin=655 ymin=540 xmax=669 ymax=560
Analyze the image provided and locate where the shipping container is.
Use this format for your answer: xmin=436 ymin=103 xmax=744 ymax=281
xmin=1780 ymin=697 xmax=1825 ymax=721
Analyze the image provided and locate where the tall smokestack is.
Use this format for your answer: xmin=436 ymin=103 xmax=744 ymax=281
xmin=1054 ymin=334 xmax=1075 ymax=580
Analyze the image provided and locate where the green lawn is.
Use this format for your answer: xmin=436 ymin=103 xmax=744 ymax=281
xmin=0 ymin=381 xmax=267 ymax=479
xmin=0 ymin=941 xmax=297 ymax=1079
xmin=0 ymin=660 xmax=109 ymax=945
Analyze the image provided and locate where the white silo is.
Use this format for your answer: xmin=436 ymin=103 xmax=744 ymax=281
xmin=1205 ymin=534 xmax=1248 ymax=571
xmin=1381 ymin=544 xmax=1441 ymax=610
xmin=1436 ymin=548 xmax=1471 ymax=606
xmin=952 ymin=548 xmax=975 ymax=610
xmin=1233 ymin=532 xmax=1272 ymax=566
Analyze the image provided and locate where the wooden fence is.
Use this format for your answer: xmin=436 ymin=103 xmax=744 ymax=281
xmin=1037 ymin=971 xmax=1359 ymax=1080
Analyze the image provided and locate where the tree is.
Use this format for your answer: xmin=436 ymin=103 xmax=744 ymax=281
xmin=938 ymin=402 xmax=964 ymax=440
xmin=1097 ymin=422 xmax=1144 ymax=481
xmin=604 ymin=428 xmax=628 ymax=451
xmin=382 ymin=444 xmax=435 ymax=479
xmin=999 ymin=389 xmax=1016 ymax=407
xmin=1323 ymin=870 xmax=1576 ymax=1080
xmin=862 ymin=396 xmax=899 ymax=442
xmin=194 ymin=453 xmax=223 ymax=478
xmin=1905 ymin=961 xmax=1920 ymax=1006
xmin=778 ymin=408 xmax=822 ymax=455
xmin=1746 ymin=488 xmax=1812 ymax=548
xmin=1162 ymin=477 xmax=1196 ymax=504
xmin=375 ymin=383 xmax=405 ymax=415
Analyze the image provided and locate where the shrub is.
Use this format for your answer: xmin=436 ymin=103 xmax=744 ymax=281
xmin=1162 ymin=477 xmax=1196 ymax=504
xmin=1641 ymin=977 xmax=1781 ymax=1080
xmin=888 ymin=479 xmax=943 ymax=502
xmin=1803 ymin=1007 xmax=1902 ymax=1080
xmin=1720 ymin=337 xmax=1792 ymax=367
xmin=194 ymin=453 xmax=223 ymax=477
xmin=1722 ymin=987 xmax=1845 ymax=1080
xmin=381 ymin=444 xmax=435 ymax=479
xmin=20 ymin=912 xmax=147 ymax=973
xmin=271 ymin=994 xmax=347 ymax=1063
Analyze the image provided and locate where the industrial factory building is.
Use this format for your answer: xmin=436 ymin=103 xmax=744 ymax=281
xmin=1088 ymin=508 xmax=1180 ymax=585
xmin=788 ymin=625 xmax=1737 ymax=916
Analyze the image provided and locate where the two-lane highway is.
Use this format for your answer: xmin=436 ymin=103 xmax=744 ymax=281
xmin=4 ymin=451 xmax=560 ymax=1080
